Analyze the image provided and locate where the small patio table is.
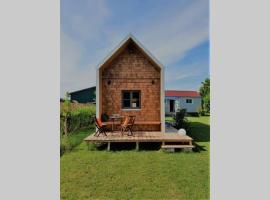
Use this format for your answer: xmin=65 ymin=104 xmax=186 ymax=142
xmin=109 ymin=115 xmax=124 ymax=132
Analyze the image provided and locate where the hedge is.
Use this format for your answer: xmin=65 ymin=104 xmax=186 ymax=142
xmin=60 ymin=101 xmax=96 ymax=135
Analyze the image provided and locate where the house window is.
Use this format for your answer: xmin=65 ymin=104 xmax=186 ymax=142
xmin=122 ymin=91 xmax=141 ymax=109
xmin=186 ymin=99 xmax=192 ymax=103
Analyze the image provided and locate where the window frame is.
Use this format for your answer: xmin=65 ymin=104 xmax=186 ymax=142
xmin=122 ymin=90 xmax=141 ymax=110
xmin=186 ymin=98 xmax=193 ymax=104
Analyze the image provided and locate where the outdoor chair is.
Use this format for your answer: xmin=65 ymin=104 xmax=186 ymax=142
xmin=121 ymin=116 xmax=136 ymax=136
xmin=94 ymin=117 xmax=107 ymax=137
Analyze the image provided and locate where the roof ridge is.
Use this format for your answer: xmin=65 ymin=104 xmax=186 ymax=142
xmin=96 ymin=34 xmax=164 ymax=69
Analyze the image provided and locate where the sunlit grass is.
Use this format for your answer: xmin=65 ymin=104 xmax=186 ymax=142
xmin=61 ymin=116 xmax=210 ymax=200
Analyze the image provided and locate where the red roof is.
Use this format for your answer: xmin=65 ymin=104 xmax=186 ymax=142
xmin=165 ymin=90 xmax=200 ymax=97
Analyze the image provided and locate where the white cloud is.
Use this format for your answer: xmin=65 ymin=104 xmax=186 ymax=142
xmin=165 ymin=64 xmax=203 ymax=82
xmin=138 ymin=0 xmax=209 ymax=66
xmin=69 ymin=0 xmax=110 ymax=41
xmin=60 ymin=0 xmax=209 ymax=96
xmin=60 ymin=0 xmax=111 ymax=96
xmin=172 ymin=71 xmax=200 ymax=81
xmin=60 ymin=31 xmax=96 ymax=96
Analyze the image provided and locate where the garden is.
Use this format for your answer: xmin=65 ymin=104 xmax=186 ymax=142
xmin=60 ymin=101 xmax=96 ymax=156
xmin=60 ymin=103 xmax=210 ymax=200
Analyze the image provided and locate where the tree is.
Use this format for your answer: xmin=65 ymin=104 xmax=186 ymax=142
xmin=199 ymin=78 xmax=210 ymax=113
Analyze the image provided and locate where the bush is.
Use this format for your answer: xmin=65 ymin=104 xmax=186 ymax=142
xmin=198 ymin=108 xmax=206 ymax=116
xmin=60 ymin=101 xmax=96 ymax=156
xmin=60 ymin=102 xmax=95 ymax=135
xmin=197 ymin=106 xmax=208 ymax=116
xmin=172 ymin=109 xmax=190 ymax=131
xmin=187 ymin=112 xmax=200 ymax=117
xmin=60 ymin=135 xmax=72 ymax=156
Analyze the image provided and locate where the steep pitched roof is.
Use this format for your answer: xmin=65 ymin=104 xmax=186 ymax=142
xmin=97 ymin=34 xmax=163 ymax=70
xmin=165 ymin=90 xmax=201 ymax=97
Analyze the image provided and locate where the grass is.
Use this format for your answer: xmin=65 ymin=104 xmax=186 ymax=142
xmin=61 ymin=116 xmax=210 ymax=200
xmin=60 ymin=126 xmax=95 ymax=156
xmin=165 ymin=116 xmax=174 ymax=122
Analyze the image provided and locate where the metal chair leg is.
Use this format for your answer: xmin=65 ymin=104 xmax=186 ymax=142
xmin=94 ymin=130 xmax=99 ymax=136
xmin=127 ymin=127 xmax=134 ymax=136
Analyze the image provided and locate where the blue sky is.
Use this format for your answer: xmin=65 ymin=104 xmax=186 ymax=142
xmin=61 ymin=0 xmax=209 ymax=97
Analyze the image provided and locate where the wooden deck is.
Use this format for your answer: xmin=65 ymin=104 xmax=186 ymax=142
xmin=84 ymin=131 xmax=192 ymax=142
xmin=84 ymin=131 xmax=194 ymax=151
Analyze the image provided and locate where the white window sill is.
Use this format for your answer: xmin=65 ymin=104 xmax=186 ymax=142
xmin=122 ymin=108 xmax=141 ymax=111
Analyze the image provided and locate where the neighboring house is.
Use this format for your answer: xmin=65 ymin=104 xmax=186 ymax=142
xmin=96 ymin=34 xmax=165 ymax=132
xmin=165 ymin=90 xmax=201 ymax=115
xmin=69 ymin=86 xmax=96 ymax=103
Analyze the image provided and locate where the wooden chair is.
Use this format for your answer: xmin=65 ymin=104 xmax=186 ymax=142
xmin=94 ymin=117 xmax=107 ymax=137
xmin=121 ymin=116 xmax=136 ymax=136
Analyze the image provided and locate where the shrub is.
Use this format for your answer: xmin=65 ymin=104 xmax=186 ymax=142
xmin=187 ymin=112 xmax=200 ymax=117
xmin=60 ymin=102 xmax=95 ymax=135
xmin=197 ymin=107 xmax=206 ymax=116
xmin=200 ymin=110 xmax=205 ymax=116
xmin=172 ymin=109 xmax=190 ymax=131
xmin=60 ymin=101 xmax=96 ymax=155
xmin=60 ymin=135 xmax=72 ymax=155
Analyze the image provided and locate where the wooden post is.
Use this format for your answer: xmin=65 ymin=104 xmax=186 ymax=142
xmin=107 ymin=142 xmax=110 ymax=151
xmin=87 ymin=142 xmax=90 ymax=151
xmin=136 ymin=142 xmax=139 ymax=151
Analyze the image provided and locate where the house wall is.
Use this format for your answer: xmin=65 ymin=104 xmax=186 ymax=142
xmin=165 ymin=96 xmax=201 ymax=114
xmin=100 ymin=46 xmax=161 ymax=131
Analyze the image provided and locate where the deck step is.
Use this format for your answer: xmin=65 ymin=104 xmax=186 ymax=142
xmin=161 ymin=145 xmax=194 ymax=149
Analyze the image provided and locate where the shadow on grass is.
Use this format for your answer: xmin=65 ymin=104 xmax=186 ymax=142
xmin=93 ymin=142 xmax=163 ymax=151
xmin=188 ymin=122 xmax=210 ymax=142
xmin=186 ymin=121 xmax=210 ymax=152
xmin=192 ymin=142 xmax=208 ymax=152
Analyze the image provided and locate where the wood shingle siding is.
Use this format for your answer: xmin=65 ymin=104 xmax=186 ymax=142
xmin=96 ymin=35 xmax=165 ymax=131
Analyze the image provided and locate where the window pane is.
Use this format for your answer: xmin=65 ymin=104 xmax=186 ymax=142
xmin=132 ymin=91 xmax=139 ymax=99
xmin=186 ymin=99 xmax=192 ymax=103
xmin=123 ymin=92 xmax=130 ymax=99
xmin=131 ymin=100 xmax=139 ymax=108
xmin=122 ymin=90 xmax=140 ymax=109
xmin=135 ymin=99 xmax=140 ymax=108
xmin=123 ymin=100 xmax=130 ymax=108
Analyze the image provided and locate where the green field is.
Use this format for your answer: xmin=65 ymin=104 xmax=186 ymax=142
xmin=61 ymin=116 xmax=210 ymax=200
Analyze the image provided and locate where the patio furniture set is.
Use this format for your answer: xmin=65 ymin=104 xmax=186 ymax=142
xmin=94 ymin=115 xmax=136 ymax=137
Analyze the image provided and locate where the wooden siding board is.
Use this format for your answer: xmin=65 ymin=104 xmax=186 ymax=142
xmin=100 ymin=44 xmax=161 ymax=131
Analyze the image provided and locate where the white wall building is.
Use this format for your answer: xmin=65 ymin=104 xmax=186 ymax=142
xmin=165 ymin=90 xmax=201 ymax=114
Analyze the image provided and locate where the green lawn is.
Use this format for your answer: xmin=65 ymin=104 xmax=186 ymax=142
xmin=61 ymin=116 xmax=210 ymax=200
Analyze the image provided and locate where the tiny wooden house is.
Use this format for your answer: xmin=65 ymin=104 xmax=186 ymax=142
xmin=96 ymin=35 xmax=165 ymax=132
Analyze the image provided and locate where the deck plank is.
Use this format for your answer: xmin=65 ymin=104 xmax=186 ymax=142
xmin=84 ymin=131 xmax=193 ymax=143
